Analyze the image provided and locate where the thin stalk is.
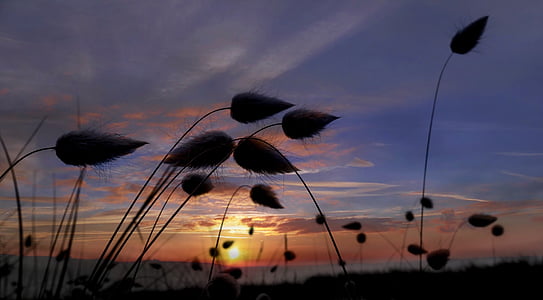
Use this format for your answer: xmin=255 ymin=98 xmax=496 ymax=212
xmin=420 ymin=52 xmax=453 ymax=271
xmin=208 ymin=185 xmax=250 ymax=281
xmin=54 ymin=167 xmax=86 ymax=299
xmin=39 ymin=172 xmax=80 ymax=299
xmin=0 ymin=147 xmax=56 ymax=183
xmin=119 ymin=154 xmax=232 ymax=283
xmin=244 ymin=137 xmax=349 ymax=278
xmin=89 ymin=106 xmax=230 ymax=284
xmin=0 ymin=135 xmax=24 ymax=300
xmin=91 ymin=166 xmax=177 ymax=287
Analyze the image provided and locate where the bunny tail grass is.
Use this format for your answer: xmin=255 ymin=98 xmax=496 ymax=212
xmin=90 ymin=107 xmax=230 ymax=286
xmin=419 ymin=52 xmax=453 ymax=271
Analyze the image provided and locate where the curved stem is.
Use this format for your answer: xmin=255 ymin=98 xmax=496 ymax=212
xmin=0 ymin=147 xmax=56 ymax=183
xmin=419 ymin=52 xmax=453 ymax=271
xmin=89 ymin=106 xmax=230 ymax=285
xmin=241 ymin=137 xmax=349 ymax=278
xmin=0 ymin=135 xmax=23 ymax=300
xmin=208 ymin=185 xmax=250 ymax=281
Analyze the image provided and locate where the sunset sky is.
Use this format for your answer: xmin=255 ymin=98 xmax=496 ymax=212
xmin=1 ymin=0 xmax=543 ymax=273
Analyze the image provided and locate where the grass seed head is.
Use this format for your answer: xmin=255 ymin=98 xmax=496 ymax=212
xmin=407 ymin=244 xmax=428 ymax=255
xmin=468 ymin=213 xmax=497 ymax=227
xmin=234 ymin=138 xmax=298 ymax=175
xmin=315 ymin=214 xmax=326 ymax=225
xmin=342 ymin=221 xmax=362 ymax=230
xmin=209 ymin=247 xmax=220 ymax=258
xmin=281 ymin=108 xmax=339 ymax=139
xmin=426 ymin=249 xmax=450 ymax=270
xmin=230 ymin=92 xmax=294 ymax=124
xmin=356 ymin=232 xmax=367 ymax=244
xmin=420 ymin=197 xmax=433 ymax=209
xmin=55 ymin=130 xmax=147 ymax=166
xmin=250 ymin=184 xmax=284 ymax=209
xmin=284 ymin=250 xmax=296 ymax=261
xmin=24 ymin=234 xmax=33 ymax=248
xmin=165 ymin=131 xmax=234 ymax=169
xmin=206 ymin=274 xmax=240 ymax=300
xmin=181 ymin=173 xmax=214 ymax=196
xmin=222 ymin=241 xmax=234 ymax=249
xmin=491 ymin=224 xmax=504 ymax=236
xmin=405 ymin=211 xmax=415 ymax=222
xmin=450 ymin=16 xmax=489 ymax=55
xmin=191 ymin=258 xmax=203 ymax=271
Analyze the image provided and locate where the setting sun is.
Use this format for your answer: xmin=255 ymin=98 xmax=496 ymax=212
xmin=228 ymin=247 xmax=240 ymax=260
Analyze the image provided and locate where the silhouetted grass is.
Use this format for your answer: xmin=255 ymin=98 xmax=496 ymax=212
xmin=117 ymin=260 xmax=541 ymax=300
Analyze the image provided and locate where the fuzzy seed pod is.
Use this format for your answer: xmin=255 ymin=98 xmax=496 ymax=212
xmin=230 ymin=92 xmax=294 ymax=124
xmin=420 ymin=197 xmax=433 ymax=209
xmin=450 ymin=16 xmax=489 ymax=55
xmin=284 ymin=250 xmax=296 ymax=261
xmin=315 ymin=214 xmax=326 ymax=225
xmin=491 ymin=224 xmax=504 ymax=237
xmin=24 ymin=234 xmax=33 ymax=248
xmin=222 ymin=241 xmax=234 ymax=249
xmin=181 ymin=173 xmax=214 ymax=196
xmin=356 ymin=232 xmax=367 ymax=244
xmin=209 ymin=247 xmax=220 ymax=258
xmin=191 ymin=258 xmax=203 ymax=271
xmin=281 ymin=108 xmax=339 ymax=139
xmin=234 ymin=138 xmax=298 ymax=175
xmin=468 ymin=213 xmax=497 ymax=228
xmin=426 ymin=249 xmax=450 ymax=270
xmin=342 ymin=221 xmax=362 ymax=230
xmin=55 ymin=130 xmax=147 ymax=166
xmin=250 ymin=184 xmax=283 ymax=209
xmin=407 ymin=244 xmax=427 ymax=255
xmin=405 ymin=211 xmax=415 ymax=222
xmin=165 ymin=131 xmax=234 ymax=169
xmin=206 ymin=274 xmax=240 ymax=300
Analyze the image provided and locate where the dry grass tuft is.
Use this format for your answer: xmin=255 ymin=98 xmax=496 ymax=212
xmin=230 ymin=92 xmax=294 ymax=124
xmin=234 ymin=138 xmax=298 ymax=175
xmin=426 ymin=249 xmax=450 ymax=270
xmin=468 ymin=213 xmax=497 ymax=228
xmin=342 ymin=221 xmax=362 ymax=230
xmin=165 ymin=131 xmax=234 ymax=169
xmin=281 ymin=108 xmax=339 ymax=139
xmin=250 ymin=184 xmax=284 ymax=209
xmin=55 ymin=130 xmax=147 ymax=166
xmin=450 ymin=16 xmax=489 ymax=55
xmin=181 ymin=173 xmax=214 ymax=196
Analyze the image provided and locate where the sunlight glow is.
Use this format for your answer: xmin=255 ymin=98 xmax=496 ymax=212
xmin=228 ymin=247 xmax=240 ymax=260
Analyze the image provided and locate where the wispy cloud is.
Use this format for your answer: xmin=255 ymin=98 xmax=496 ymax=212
xmin=232 ymin=4 xmax=382 ymax=88
xmin=496 ymin=152 xmax=543 ymax=157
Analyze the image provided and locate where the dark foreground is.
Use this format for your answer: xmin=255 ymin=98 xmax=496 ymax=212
xmin=119 ymin=260 xmax=542 ymax=300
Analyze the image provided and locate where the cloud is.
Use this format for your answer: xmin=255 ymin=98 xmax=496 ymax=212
xmin=404 ymin=191 xmax=490 ymax=203
xmin=231 ymin=3 xmax=382 ymax=88
xmin=495 ymin=152 xmax=543 ymax=157
xmin=347 ymin=157 xmax=375 ymax=168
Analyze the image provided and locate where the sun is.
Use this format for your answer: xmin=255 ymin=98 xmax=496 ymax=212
xmin=227 ymin=247 xmax=240 ymax=260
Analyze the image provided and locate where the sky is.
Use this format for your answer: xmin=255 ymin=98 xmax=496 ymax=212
xmin=1 ymin=0 xmax=543 ymax=276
